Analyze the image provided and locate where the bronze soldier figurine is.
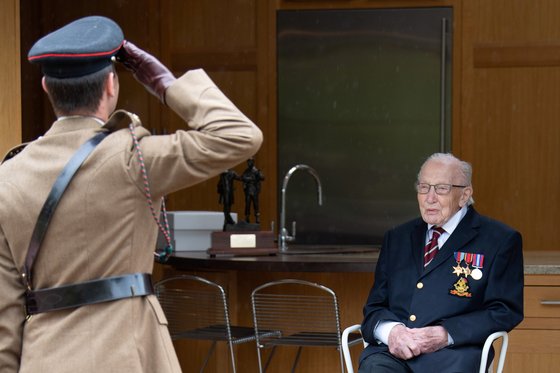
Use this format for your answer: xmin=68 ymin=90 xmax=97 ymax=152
xmin=240 ymin=158 xmax=264 ymax=224
xmin=217 ymin=169 xmax=238 ymax=229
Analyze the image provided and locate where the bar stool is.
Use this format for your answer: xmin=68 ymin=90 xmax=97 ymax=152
xmin=251 ymin=279 xmax=362 ymax=373
xmin=155 ymin=275 xmax=257 ymax=373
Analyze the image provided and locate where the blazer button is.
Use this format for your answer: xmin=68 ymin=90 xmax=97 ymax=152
xmin=409 ymin=314 xmax=416 ymax=322
xmin=417 ymin=282 xmax=424 ymax=289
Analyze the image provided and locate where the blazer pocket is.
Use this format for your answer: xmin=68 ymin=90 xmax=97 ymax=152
xmin=147 ymin=294 xmax=169 ymax=325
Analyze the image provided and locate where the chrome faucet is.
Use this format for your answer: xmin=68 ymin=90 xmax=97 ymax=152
xmin=279 ymin=164 xmax=323 ymax=253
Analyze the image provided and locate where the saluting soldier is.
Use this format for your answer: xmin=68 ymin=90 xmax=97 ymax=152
xmin=0 ymin=16 xmax=261 ymax=372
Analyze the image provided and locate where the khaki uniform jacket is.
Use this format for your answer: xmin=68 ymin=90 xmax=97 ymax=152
xmin=0 ymin=69 xmax=262 ymax=372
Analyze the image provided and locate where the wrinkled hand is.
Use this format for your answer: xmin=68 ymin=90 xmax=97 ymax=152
xmin=408 ymin=326 xmax=448 ymax=354
xmin=115 ymin=41 xmax=176 ymax=103
xmin=388 ymin=325 xmax=448 ymax=360
xmin=388 ymin=324 xmax=421 ymax=360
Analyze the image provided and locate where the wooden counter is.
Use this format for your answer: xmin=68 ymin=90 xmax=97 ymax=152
xmin=160 ymin=250 xmax=560 ymax=372
xmin=168 ymin=247 xmax=379 ymax=273
xmin=169 ymin=249 xmax=560 ymax=274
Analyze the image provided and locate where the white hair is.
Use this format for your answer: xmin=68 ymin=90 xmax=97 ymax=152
xmin=418 ymin=153 xmax=474 ymax=205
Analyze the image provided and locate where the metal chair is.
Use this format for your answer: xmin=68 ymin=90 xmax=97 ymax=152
xmin=154 ymin=275 xmax=257 ymax=373
xmin=341 ymin=324 xmax=509 ymax=373
xmin=251 ymin=279 xmax=363 ymax=373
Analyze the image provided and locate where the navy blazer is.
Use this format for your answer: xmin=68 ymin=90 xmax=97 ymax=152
xmin=360 ymin=207 xmax=524 ymax=372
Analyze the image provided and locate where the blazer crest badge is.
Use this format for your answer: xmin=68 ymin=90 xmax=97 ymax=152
xmin=450 ymin=251 xmax=485 ymax=298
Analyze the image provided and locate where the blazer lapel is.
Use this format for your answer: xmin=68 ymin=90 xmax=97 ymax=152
xmin=422 ymin=207 xmax=481 ymax=276
xmin=411 ymin=219 xmax=428 ymax=276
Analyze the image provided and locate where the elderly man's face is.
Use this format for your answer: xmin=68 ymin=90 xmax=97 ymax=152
xmin=417 ymin=159 xmax=472 ymax=226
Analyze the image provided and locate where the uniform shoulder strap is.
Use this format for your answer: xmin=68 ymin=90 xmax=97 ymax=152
xmin=22 ymin=130 xmax=110 ymax=290
xmin=102 ymin=109 xmax=142 ymax=132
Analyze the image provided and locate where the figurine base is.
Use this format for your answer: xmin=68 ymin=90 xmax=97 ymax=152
xmin=224 ymin=221 xmax=260 ymax=232
xmin=208 ymin=230 xmax=277 ymax=257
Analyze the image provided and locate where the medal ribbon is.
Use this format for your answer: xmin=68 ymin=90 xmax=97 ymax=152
xmin=473 ymin=253 xmax=484 ymax=268
xmin=454 ymin=251 xmax=466 ymax=263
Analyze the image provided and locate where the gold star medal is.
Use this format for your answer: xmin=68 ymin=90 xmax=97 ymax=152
xmin=453 ymin=252 xmax=465 ymax=276
xmin=452 ymin=264 xmax=463 ymax=276
xmin=463 ymin=252 xmax=475 ymax=277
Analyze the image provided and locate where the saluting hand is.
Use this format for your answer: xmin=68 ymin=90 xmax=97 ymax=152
xmin=115 ymin=41 xmax=176 ymax=103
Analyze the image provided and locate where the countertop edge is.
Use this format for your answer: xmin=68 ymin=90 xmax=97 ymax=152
xmin=167 ymin=250 xmax=560 ymax=275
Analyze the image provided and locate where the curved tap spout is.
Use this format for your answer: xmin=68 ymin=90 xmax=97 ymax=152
xmin=279 ymin=164 xmax=323 ymax=253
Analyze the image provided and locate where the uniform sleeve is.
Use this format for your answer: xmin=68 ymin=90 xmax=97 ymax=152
xmin=130 ymin=69 xmax=263 ymax=196
xmin=0 ymin=226 xmax=25 ymax=372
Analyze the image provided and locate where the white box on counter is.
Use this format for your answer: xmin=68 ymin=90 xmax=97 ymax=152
xmin=157 ymin=211 xmax=236 ymax=252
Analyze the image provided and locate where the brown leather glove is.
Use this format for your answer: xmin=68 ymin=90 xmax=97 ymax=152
xmin=115 ymin=41 xmax=176 ymax=103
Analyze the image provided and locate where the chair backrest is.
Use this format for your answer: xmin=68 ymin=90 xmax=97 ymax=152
xmin=154 ymin=275 xmax=233 ymax=341
xmin=480 ymin=331 xmax=509 ymax=373
xmin=251 ymin=279 xmax=342 ymax=347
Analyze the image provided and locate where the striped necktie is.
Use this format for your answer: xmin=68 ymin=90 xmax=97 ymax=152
xmin=424 ymin=227 xmax=445 ymax=267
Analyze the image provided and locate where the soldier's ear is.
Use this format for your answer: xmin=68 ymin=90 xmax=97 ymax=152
xmin=41 ymin=77 xmax=49 ymax=94
xmin=105 ymin=72 xmax=117 ymax=97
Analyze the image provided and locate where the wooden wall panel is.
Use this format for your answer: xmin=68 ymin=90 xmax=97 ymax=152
xmin=0 ymin=0 xmax=21 ymax=156
xmin=461 ymin=0 xmax=560 ymax=250
xmin=163 ymin=0 xmax=255 ymax=51
xmin=160 ymin=0 xmax=278 ymax=230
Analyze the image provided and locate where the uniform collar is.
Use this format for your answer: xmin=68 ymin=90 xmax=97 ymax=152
xmin=45 ymin=116 xmax=105 ymax=136
xmin=58 ymin=115 xmax=105 ymax=125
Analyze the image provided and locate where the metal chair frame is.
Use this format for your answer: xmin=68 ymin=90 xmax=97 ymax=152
xmin=251 ymin=279 xmax=362 ymax=373
xmin=341 ymin=324 xmax=509 ymax=373
xmin=155 ymin=275 xmax=256 ymax=373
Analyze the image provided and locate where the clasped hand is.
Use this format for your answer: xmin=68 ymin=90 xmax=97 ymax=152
xmin=387 ymin=324 xmax=448 ymax=360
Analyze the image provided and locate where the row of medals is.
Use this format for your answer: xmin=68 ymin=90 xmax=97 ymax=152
xmin=453 ymin=261 xmax=483 ymax=280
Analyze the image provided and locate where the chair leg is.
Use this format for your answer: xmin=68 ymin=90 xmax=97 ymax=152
xmin=256 ymin=346 xmax=264 ymax=373
xmin=263 ymin=346 xmax=277 ymax=372
xmin=200 ymin=341 xmax=217 ymax=373
xmin=291 ymin=346 xmax=303 ymax=373
xmin=228 ymin=341 xmax=237 ymax=373
xmin=338 ymin=347 xmax=345 ymax=373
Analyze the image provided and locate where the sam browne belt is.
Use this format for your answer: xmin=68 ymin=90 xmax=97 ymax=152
xmin=25 ymin=273 xmax=153 ymax=315
xmin=21 ymin=118 xmax=153 ymax=316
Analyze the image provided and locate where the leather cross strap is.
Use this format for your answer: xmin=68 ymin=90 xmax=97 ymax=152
xmin=22 ymin=130 xmax=109 ymax=289
xmin=22 ymin=112 xmax=156 ymax=316
xmin=26 ymin=273 xmax=153 ymax=315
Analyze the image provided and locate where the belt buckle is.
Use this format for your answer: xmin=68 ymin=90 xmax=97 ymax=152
xmin=24 ymin=290 xmax=37 ymax=319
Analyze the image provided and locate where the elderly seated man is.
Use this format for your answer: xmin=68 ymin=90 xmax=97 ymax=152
xmin=358 ymin=153 xmax=523 ymax=373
